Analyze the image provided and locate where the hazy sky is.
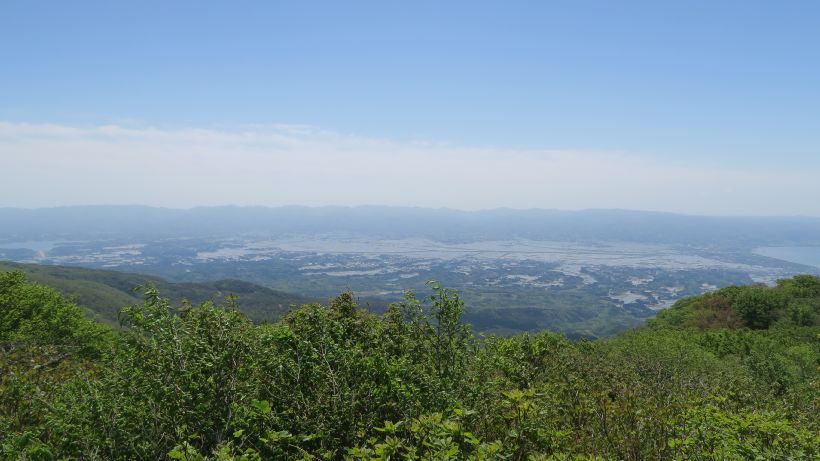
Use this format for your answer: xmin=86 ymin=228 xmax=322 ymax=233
xmin=2 ymin=1 xmax=819 ymax=215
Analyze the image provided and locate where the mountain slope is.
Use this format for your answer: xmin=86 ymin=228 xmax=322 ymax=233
xmin=2 ymin=271 xmax=817 ymax=459
xmin=0 ymin=261 xmax=313 ymax=324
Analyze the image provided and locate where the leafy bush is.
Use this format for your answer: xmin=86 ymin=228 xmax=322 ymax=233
xmin=1 ymin=273 xmax=817 ymax=459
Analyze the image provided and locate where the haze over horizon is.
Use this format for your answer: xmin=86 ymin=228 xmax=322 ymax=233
xmin=4 ymin=202 xmax=820 ymax=220
xmin=2 ymin=1 xmax=819 ymax=215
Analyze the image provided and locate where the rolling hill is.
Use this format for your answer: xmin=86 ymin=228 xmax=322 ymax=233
xmin=0 ymin=261 xmax=314 ymax=325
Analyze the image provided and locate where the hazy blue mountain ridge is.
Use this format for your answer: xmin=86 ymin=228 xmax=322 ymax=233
xmin=2 ymin=205 xmax=820 ymax=245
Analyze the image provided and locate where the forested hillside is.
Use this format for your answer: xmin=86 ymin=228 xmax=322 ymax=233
xmin=1 ymin=270 xmax=817 ymax=459
xmin=0 ymin=261 xmax=313 ymax=325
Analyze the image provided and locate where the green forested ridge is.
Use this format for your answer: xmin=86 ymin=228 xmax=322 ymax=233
xmin=1 ymin=270 xmax=817 ymax=460
xmin=0 ymin=261 xmax=313 ymax=325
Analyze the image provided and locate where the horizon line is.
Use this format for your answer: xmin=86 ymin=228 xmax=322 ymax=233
xmin=2 ymin=203 xmax=819 ymax=220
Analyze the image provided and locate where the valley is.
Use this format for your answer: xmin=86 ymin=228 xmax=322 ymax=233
xmin=2 ymin=229 xmax=817 ymax=337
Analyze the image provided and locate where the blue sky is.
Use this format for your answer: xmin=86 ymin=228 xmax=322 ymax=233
xmin=1 ymin=1 xmax=819 ymax=213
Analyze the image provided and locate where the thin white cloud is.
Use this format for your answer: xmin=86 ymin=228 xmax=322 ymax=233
xmin=0 ymin=121 xmax=816 ymax=216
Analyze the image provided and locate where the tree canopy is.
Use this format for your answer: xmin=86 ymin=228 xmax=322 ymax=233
xmin=1 ymin=271 xmax=818 ymax=460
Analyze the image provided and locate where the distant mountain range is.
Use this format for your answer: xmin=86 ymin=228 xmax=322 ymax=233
xmin=3 ymin=205 xmax=820 ymax=246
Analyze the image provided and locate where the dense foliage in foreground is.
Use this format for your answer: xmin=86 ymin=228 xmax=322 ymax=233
xmin=1 ymin=270 xmax=818 ymax=460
